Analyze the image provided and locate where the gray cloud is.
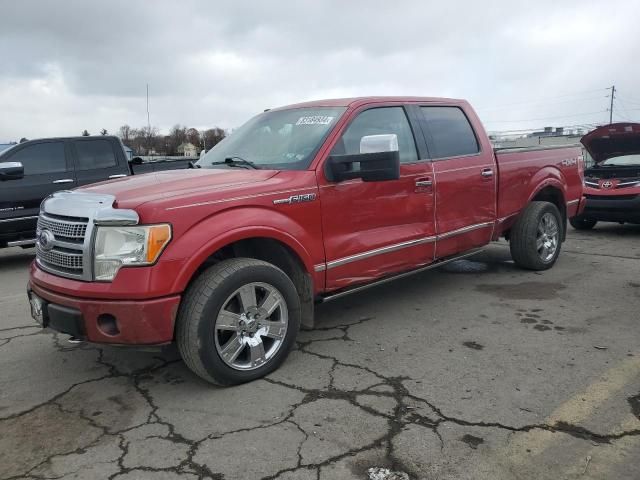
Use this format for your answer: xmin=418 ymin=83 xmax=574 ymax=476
xmin=1 ymin=0 xmax=639 ymax=140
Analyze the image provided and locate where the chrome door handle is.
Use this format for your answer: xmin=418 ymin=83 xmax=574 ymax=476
xmin=481 ymin=168 xmax=494 ymax=177
xmin=108 ymin=174 xmax=127 ymax=179
xmin=415 ymin=180 xmax=433 ymax=187
xmin=52 ymin=179 xmax=74 ymax=184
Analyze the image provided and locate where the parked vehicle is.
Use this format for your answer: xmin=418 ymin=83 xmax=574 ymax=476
xmin=0 ymin=136 xmax=190 ymax=248
xmin=570 ymin=123 xmax=640 ymax=229
xmin=26 ymin=97 xmax=585 ymax=385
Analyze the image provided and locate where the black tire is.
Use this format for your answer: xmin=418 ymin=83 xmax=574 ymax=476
xmin=176 ymin=258 xmax=301 ymax=386
xmin=569 ymin=215 xmax=597 ymax=230
xmin=509 ymin=201 xmax=563 ymax=271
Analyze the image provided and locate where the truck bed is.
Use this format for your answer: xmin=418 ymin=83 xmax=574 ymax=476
xmin=494 ymin=143 xmax=584 ymax=230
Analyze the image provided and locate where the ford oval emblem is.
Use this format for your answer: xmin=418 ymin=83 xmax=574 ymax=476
xmin=38 ymin=229 xmax=55 ymax=252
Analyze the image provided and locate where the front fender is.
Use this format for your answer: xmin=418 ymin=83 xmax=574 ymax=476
xmin=165 ymin=206 xmax=323 ymax=293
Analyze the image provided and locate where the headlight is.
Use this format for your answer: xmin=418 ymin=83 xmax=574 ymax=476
xmin=94 ymin=224 xmax=172 ymax=281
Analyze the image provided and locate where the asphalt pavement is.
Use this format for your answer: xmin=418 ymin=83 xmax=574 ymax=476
xmin=1 ymin=225 xmax=639 ymax=480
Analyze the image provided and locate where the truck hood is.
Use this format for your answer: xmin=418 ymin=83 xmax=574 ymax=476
xmin=581 ymin=123 xmax=640 ymax=163
xmin=80 ymin=168 xmax=279 ymax=209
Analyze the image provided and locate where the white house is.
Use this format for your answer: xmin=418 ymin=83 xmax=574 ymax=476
xmin=177 ymin=142 xmax=198 ymax=157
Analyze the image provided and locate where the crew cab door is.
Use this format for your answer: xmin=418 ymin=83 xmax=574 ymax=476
xmin=318 ymin=105 xmax=436 ymax=291
xmin=72 ymin=138 xmax=129 ymax=186
xmin=0 ymin=140 xmax=75 ymax=239
xmin=416 ymin=105 xmax=497 ymax=258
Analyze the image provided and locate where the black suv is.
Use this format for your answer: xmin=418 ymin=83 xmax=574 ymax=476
xmin=0 ymin=136 xmax=190 ymax=249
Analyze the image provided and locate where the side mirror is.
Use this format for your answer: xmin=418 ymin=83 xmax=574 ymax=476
xmin=0 ymin=162 xmax=24 ymax=181
xmin=326 ymin=134 xmax=400 ymax=182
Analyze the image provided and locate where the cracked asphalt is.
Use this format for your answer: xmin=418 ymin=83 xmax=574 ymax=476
xmin=1 ymin=225 xmax=639 ymax=480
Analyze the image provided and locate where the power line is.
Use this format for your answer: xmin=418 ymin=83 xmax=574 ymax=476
xmin=613 ymin=99 xmax=637 ymax=122
xmin=474 ymin=88 xmax=609 ymax=111
xmin=483 ymin=110 xmax=608 ymax=124
xmin=487 ymin=122 xmax=602 ymax=135
xmin=616 ymin=90 xmax=640 ymax=105
xmin=476 ymin=95 xmax=607 ymax=113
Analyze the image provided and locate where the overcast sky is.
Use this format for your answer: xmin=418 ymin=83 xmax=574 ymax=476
xmin=1 ymin=0 xmax=639 ymax=141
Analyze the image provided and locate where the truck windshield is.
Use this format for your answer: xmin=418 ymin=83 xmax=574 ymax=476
xmin=197 ymin=107 xmax=346 ymax=170
xmin=600 ymin=154 xmax=640 ymax=166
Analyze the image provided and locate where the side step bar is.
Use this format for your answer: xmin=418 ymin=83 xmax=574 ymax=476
xmin=7 ymin=239 xmax=36 ymax=247
xmin=319 ymin=248 xmax=483 ymax=303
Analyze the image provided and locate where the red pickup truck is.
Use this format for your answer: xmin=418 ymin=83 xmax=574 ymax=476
xmin=27 ymin=97 xmax=584 ymax=385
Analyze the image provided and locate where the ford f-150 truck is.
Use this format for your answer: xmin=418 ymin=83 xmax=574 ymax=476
xmin=570 ymin=122 xmax=640 ymax=229
xmin=27 ymin=97 xmax=585 ymax=385
xmin=0 ymin=136 xmax=191 ymax=249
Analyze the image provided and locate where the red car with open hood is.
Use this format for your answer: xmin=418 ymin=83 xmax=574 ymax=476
xmin=571 ymin=122 xmax=640 ymax=229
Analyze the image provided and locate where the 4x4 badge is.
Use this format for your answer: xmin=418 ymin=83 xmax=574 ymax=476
xmin=273 ymin=193 xmax=317 ymax=205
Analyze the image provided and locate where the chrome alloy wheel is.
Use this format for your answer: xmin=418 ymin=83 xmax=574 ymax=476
xmin=214 ymin=282 xmax=288 ymax=371
xmin=536 ymin=212 xmax=559 ymax=262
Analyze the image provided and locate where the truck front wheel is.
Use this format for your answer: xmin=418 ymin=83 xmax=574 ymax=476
xmin=176 ymin=258 xmax=301 ymax=385
xmin=509 ymin=201 xmax=563 ymax=271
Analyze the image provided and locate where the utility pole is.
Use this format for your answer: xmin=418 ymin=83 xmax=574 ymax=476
xmin=146 ymin=84 xmax=151 ymax=155
xmin=609 ymin=85 xmax=616 ymax=124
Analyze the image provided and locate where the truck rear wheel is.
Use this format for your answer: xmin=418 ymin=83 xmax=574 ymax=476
xmin=176 ymin=258 xmax=301 ymax=385
xmin=509 ymin=201 xmax=563 ymax=271
xmin=569 ymin=215 xmax=597 ymax=230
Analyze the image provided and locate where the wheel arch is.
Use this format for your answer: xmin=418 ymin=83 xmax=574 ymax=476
xmin=171 ymin=225 xmax=317 ymax=329
xmin=529 ymin=182 xmax=567 ymax=241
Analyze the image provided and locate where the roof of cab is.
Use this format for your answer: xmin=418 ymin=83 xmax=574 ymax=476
xmin=17 ymin=135 xmax=121 ymax=142
xmin=270 ymin=96 xmax=467 ymax=111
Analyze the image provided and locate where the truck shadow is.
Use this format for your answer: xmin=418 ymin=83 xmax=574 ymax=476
xmin=0 ymin=248 xmax=35 ymax=273
xmin=314 ymin=246 xmax=516 ymax=328
xmin=590 ymin=223 xmax=640 ymax=236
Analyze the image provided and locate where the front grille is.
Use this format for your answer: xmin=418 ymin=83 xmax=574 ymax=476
xmin=585 ymin=194 xmax=638 ymax=201
xmin=36 ymin=213 xmax=89 ymax=279
xmin=37 ymin=215 xmax=88 ymax=241
xmin=584 ymin=177 xmax=640 ymax=190
xmin=36 ymin=244 xmax=83 ymax=271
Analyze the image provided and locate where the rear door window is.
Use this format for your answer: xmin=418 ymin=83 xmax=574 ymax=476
xmin=420 ymin=107 xmax=479 ymax=159
xmin=7 ymin=142 xmax=67 ymax=175
xmin=74 ymin=139 xmax=117 ymax=170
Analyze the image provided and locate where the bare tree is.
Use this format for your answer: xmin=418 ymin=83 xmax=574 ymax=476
xmin=186 ymin=128 xmax=200 ymax=148
xmin=202 ymin=127 xmax=226 ymax=150
xmin=166 ymin=125 xmax=187 ymax=155
xmin=118 ymin=125 xmax=133 ymax=142
xmin=100 ymin=128 xmax=108 ymax=136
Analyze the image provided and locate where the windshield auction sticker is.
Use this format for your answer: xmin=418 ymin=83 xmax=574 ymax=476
xmin=296 ymin=116 xmax=334 ymax=125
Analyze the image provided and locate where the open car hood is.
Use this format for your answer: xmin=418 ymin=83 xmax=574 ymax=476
xmin=581 ymin=123 xmax=640 ymax=163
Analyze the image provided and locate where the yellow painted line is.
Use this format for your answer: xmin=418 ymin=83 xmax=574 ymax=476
xmin=562 ymin=416 xmax=640 ymax=479
xmin=546 ymin=356 xmax=640 ymax=425
xmin=504 ymin=355 xmax=640 ymax=466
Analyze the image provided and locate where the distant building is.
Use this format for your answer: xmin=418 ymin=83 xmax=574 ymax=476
xmin=177 ymin=142 xmax=198 ymax=157
xmin=528 ymin=126 xmax=582 ymax=138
